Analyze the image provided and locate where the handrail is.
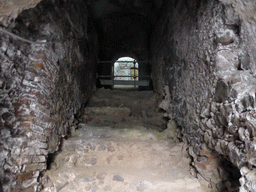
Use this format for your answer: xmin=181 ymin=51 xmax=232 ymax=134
xmin=99 ymin=61 xmax=150 ymax=63
xmin=98 ymin=75 xmax=151 ymax=78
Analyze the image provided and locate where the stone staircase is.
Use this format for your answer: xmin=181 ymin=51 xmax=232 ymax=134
xmin=42 ymin=89 xmax=207 ymax=192
xmin=43 ymin=125 xmax=205 ymax=192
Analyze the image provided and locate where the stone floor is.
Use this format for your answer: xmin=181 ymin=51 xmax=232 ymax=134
xmin=41 ymin=89 xmax=209 ymax=192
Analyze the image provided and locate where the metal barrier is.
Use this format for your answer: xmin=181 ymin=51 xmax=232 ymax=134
xmin=98 ymin=60 xmax=151 ymax=89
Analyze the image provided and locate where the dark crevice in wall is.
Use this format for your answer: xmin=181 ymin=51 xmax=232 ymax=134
xmin=220 ymin=158 xmax=241 ymax=191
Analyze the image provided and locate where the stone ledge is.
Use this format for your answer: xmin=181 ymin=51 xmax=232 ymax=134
xmin=83 ymin=107 xmax=131 ymax=117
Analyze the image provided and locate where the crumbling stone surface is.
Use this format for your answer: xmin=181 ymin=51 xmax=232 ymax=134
xmin=151 ymin=0 xmax=256 ymax=191
xmin=0 ymin=0 xmax=98 ymax=191
xmin=0 ymin=0 xmax=42 ymax=26
xmin=42 ymin=124 xmax=204 ymax=192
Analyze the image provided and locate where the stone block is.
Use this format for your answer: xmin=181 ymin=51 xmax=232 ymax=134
xmin=240 ymin=167 xmax=250 ymax=176
xmin=32 ymin=118 xmax=51 ymax=131
xmin=216 ymin=29 xmax=235 ymax=45
xmin=33 ymin=62 xmax=44 ymax=70
xmin=27 ymin=141 xmax=47 ymax=149
xmin=238 ymin=128 xmax=250 ymax=142
xmin=194 ymin=155 xmax=219 ymax=183
xmin=245 ymin=140 xmax=256 ymax=166
xmin=17 ymin=171 xmax=39 ymax=184
xmin=241 ymin=94 xmax=255 ymax=111
xmin=22 ymin=79 xmax=39 ymax=89
xmin=76 ymin=155 xmax=97 ymax=166
xmin=26 ymin=132 xmax=47 ymax=142
xmin=228 ymin=142 xmax=247 ymax=168
xmin=239 ymin=176 xmax=245 ymax=187
xmin=215 ymin=80 xmax=229 ymax=103
xmin=35 ymin=92 xmax=48 ymax=106
xmin=216 ymin=50 xmax=239 ymax=72
xmin=244 ymin=117 xmax=256 ymax=137
xmin=224 ymin=4 xmax=240 ymax=25
xmin=22 ymin=147 xmax=48 ymax=156
xmin=163 ymin=120 xmax=180 ymax=140
xmin=215 ymin=139 xmax=228 ymax=154
xmin=239 ymin=53 xmax=251 ymax=70
xmin=31 ymin=124 xmax=45 ymax=135
xmin=200 ymin=103 xmax=210 ymax=118
xmin=21 ymin=187 xmax=35 ymax=192
xmin=113 ymin=175 xmax=124 ymax=182
xmin=21 ymin=177 xmax=38 ymax=189
xmin=35 ymin=104 xmax=50 ymax=116
xmin=203 ymin=131 xmax=212 ymax=145
xmin=21 ymin=163 xmax=46 ymax=172
xmin=205 ymin=118 xmax=215 ymax=130
xmin=244 ymin=170 xmax=256 ymax=192
xmin=48 ymin=131 xmax=60 ymax=153
xmin=15 ymin=156 xmax=33 ymax=165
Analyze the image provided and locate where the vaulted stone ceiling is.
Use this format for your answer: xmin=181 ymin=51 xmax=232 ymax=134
xmin=0 ymin=0 xmax=164 ymax=26
xmin=85 ymin=0 xmax=166 ymax=60
xmin=86 ymin=0 xmax=164 ymax=19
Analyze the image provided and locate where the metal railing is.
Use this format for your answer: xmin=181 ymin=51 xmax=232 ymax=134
xmin=98 ymin=60 xmax=151 ymax=88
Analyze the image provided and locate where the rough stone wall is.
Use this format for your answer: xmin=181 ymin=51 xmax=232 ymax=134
xmin=0 ymin=0 xmax=98 ymax=191
xmin=151 ymin=0 xmax=256 ymax=191
xmin=0 ymin=0 xmax=42 ymax=26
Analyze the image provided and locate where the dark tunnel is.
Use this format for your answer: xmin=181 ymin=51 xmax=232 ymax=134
xmin=0 ymin=0 xmax=256 ymax=191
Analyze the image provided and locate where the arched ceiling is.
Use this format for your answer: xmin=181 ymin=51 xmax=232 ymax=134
xmin=86 ymin=0 xmax=164 ymax=20
xmin=85 ymin=0 xmax=167 ymax=60
xmin=0 ymin=0 xmax=166 ymax=27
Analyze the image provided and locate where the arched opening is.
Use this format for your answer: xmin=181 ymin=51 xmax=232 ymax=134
xmin=113 ymin=57 xmax=139 ymax=89
xmin=97 ymin=56 xmax=151 ymax=90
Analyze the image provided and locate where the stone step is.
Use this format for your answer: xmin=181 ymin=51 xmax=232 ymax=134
xmin=47 ymin=165 xmax=202 ymax=192
xmin=57 ymin=146 xmax=176 ymax=169
xmin=83 ymin=107 xmax=132 ymax=117
xmin=54 ymin=125 xmax=182 ymax=169
xmin=43 ymin=125 xmax=205 ymax=192
xmin=56 ymin=140 xmax=180 ymax=169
